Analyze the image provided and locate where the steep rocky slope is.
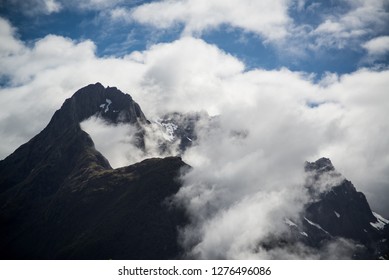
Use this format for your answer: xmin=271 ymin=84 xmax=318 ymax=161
xmin=0 ymin=83 xmax=188 ymax=259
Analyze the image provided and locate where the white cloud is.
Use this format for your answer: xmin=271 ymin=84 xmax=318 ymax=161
xmin=80 ymin=117 xmax=146 ymax=168
xmin=95 ymin=0 xmax=389 ymax=64
xmin=171 ymin=68 xmax=338 ymax=258
xmin=109 ymin=0 xmax=389 ymax=53
xmin=128 ymin=37 xmax=245 ymax=116
xmin=362 ymin=35 xmax=389 ymax=57
xmin=45 ymin=0 xmax=61 ymax=13
xmin=1 ymin=17 xmax=389 ymax=258
xmin=317 ymin=69 xmax=389 ymax=216
xmin=0 ymin=18 xmax=25 ymax=56
xmin=260 ymin=0 xmax=389 ymax=62
xmin=311 ymin=0 xmax=388 ymax=49
xmin=1 ymin=34 xmax=96 ymax=85
xmin=129 ymin=0 xmax=291 ymax=40
xmin=4 ymin=0 xmax=388 ymax=60
xmin=110 ymin=7 xmax=133 ymax=21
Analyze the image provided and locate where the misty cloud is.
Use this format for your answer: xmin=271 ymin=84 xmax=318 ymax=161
xmin=172 ymin=83 xmax=330 ymax=258
xmin=256 ymin=237 xmax=357 ymax=260
xmin=80 ymin=116 xmax=181 ymax=168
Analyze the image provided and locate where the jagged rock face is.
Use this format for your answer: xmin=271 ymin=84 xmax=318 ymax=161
xmin=155 ymin=112 xmax=204 ymax=153
xmin=300 ymin=158 xmax=388 ymax=259
xmin=264 ymin=158 xmax=389 ymax=259
xmin=303 ymin=158 xmax=385 ymax=240
xmin=0 ymin=83 xmax=188 ymax=259
xmin=304 ymin=157 xmax=335 ymax=173
xmin=305 ymin=180 xmax=377 ymax=242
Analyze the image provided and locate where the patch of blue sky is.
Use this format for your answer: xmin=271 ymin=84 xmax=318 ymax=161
xmin=201 ymin=26 xmax=279 ymax=71
xmin=0 ymin=8 xmax=94 ymax=44
xmin=201 ymin=25 xmax=365 ymax=76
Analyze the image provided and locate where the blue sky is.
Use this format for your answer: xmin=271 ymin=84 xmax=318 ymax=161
xmin=1 ymin=0 xmax=389 ymax=221
xmin=1 ymin=0 xmax=388 ymax=76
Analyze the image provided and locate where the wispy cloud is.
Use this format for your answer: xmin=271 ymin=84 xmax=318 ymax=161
xmin=126 ymin=0 xmax=292 ymax=41
xmin=107 ymin=0 xmax=389 ymax=63
xmin=64 ymin=0 xmax=126 ymax=11
xmin=1 ymin=0 xmax=62 ymax=16
xmin=310 ymin=0 xmax=388 ymax=49
xmin=0 ymin=18 xmax=24 ymax=55
xmin=5 ymin=0 xmax=386 ymax=65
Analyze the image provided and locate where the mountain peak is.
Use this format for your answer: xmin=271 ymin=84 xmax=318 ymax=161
xmin=304 ymin=157 xmax=335 ymax=173
xmin=0 ymin=83 xmax=151 ymax=195
xmin=0 ymin=84 xmax=188 ymax=259
xmin=48 ymin=83 xmax=148 ymax=132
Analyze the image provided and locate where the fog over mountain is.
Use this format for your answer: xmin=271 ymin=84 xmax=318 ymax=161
xmin=1 ymin=83 xmax=387 ymax=260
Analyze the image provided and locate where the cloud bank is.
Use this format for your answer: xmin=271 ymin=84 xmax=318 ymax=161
xmin=126 ymin=0 xmax=389 ymax=52
xmin=3 ymin=0 xmax=388 ymax=63
xmin=130 ymin=0 xmax=291 ymax=40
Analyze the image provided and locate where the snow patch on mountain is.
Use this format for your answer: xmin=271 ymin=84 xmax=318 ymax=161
xmin=155 ymin=119 xmax=178 ymax=142
xmin=285 ymin=218 xmax=298 ymax=228
xmin=304 ymin=217 xmax=330 ymax=235
xmin=370 ymin=212 xmax=389 ymax=230
xmin=300 ymin=232 xmax=308 ymax=237
xmin=99 ymin=99 xmax=112 ymax=113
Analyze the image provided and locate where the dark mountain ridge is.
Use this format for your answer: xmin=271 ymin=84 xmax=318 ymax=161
xmin=0 ymin=83 xmax=188 ymax=259
xmin=0 ymin=83 xmax=148 ymax=193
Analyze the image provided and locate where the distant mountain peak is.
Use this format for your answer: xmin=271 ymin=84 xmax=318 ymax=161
xmin=304 ymin=157 xmax=335 ymax=173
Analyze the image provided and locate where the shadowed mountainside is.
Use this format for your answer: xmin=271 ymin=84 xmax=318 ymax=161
xmin=0 ymin=83 xmax=188 ymax=259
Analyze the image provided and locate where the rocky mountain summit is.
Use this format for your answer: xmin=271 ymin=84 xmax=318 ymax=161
xmin=0 ymin=83 xmax=187 ymax=259
xmin=52 ymin=82 xmax=148 ymax=126
xmin=0 ymin=83 xmax=387 ymax=259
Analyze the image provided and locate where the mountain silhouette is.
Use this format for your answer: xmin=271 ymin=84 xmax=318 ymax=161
xmin=0 ymin=83 xmax=188 ymax=259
